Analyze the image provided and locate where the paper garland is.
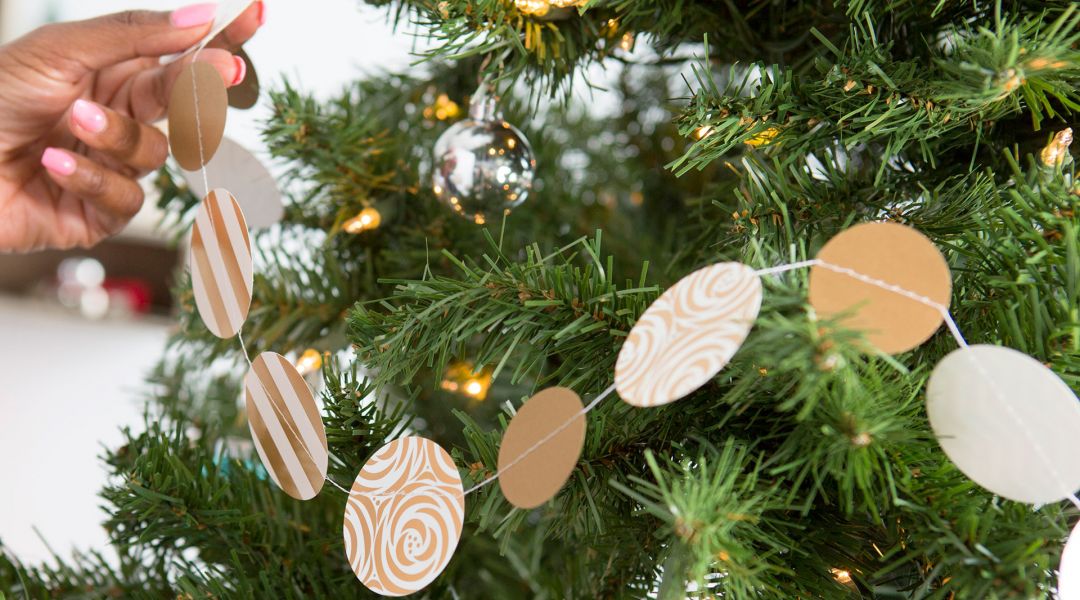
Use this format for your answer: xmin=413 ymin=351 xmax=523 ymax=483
xmin=244 ymin=352 xmax=328 ymax=501
xmin=190 ymin=189 xmax=253 ymax=338
xmin=497 ymin=387 xmax=586 ymax=509
xmin=344 ymin=437 xmax=465 ymax=596
xmin=165 ymin=49 xmax=1080 ymax=592
xmin=615 ymin=262 xmax=762 ymax=407
xmin=1061 ymin=521 xmax=1080 ymax=600
xmin=168 ymin=62 xmax=228 ymax=171
xmin=808 ymin=222 xmax=951 ymax=354
xmin=227 ymin=48 xmax=260 ymax=110
xmin=927 ymin=345 xmax=1080 ymax=503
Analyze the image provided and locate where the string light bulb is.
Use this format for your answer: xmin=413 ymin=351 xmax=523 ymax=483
xmin=423 ymin=93 xmax=461 ymax=122
xmin=693 ymin=125 xmax=714 ymax=140
xmin=830 ymin=567 xmax=853 ymax=585
xmin=344 ymin=207 xmax=382 ymax=233
xmin=440 ymin=361 xmax=493 ymax=401
xmin=296 ymin=349 xmax=323 ymax=376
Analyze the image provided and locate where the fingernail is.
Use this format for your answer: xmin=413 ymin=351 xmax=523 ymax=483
xmin=42 ymin=148 xmax=76 ymax=177
xmin=256 ymin=1 xmax=266 ymax=26
xmin=230 ymin=55 xmax=247 ymax=86
xmin=72 ymin=100 xmax=107 ymax=134
xmin=170 ymin=3 xmax=217 ymax=28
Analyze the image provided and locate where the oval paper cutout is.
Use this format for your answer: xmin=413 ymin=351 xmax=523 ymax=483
xmin=228 ymin=48 xmax=260 ymax=110
xmin=182 ymin=137 xmax=284 ymax=229
xmin=1060 ymin=520 xmax=1080 ymax=600
xmin=498 ymin=387 xmax=585 ymax=509
xmin=245 ymin=352 xmax=328 ymax=500
xmin=344 ymin=436 xmax=464 ymax=596
xmin=616 ymin=262 xmax=762 ymax=408
xmin=190 ymin=189 xmax=252 ymax=338
xmin=809 ymin=222 xmax=951 ymax=354
xmin=927 ymin=344 xmax=1080 ymax=504
xmin=169 ymin=61 xmax=228 ymax=171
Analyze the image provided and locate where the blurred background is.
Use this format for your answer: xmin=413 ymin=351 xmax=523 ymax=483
xmin=0 ymin=0 xmax=424 ymax=565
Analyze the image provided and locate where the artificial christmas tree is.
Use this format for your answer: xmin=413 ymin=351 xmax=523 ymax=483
xmin=3 ymin=0 xmax=1080 ymax=598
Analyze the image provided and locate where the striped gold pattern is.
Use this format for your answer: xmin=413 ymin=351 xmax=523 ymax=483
xmin=616 ymin=262 xmax=762 ymax=407
xmin=245 ymin=352 xmax=328 ymax=501
xmin=344 ymin=436 xmax=464 ymax=596
xmin=190 ymin=189 xmax=253 ymax=339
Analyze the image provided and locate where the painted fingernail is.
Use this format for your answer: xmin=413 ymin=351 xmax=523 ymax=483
xmin=71 ymin=100 xmax=107 ymax=134
xmin=42 ymin=148 xmax=76 ymax=177
xmin=256 ymin=1 xmax=266 ymax=26
xmin=230 ymin=55 xmax=247 ymax=86
xmin=170 ymin=3 xmax=217 ymax=28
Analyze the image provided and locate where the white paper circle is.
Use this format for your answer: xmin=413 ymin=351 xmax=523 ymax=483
xmin=1060 ymin=520 xmax=1080 ymax=599
xmin=927 ymin=344 xmax=1080 ymax=503
xmin=182 ymin=137 xmax=284 ymax=229
xmin=164 ymin=0 xmax=258 ymax=62
xmin=616 ymin=262 xmax=762 ymax=407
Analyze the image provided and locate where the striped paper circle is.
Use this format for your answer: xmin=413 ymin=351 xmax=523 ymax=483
xmin=190 ymin=189 xmax=252 ymax=339
xmin=344 ymin=436 xmax=464 ymax=596
xmin=245 ymin=352 xmax=328 ymax=501
xmin=616 ymin=262 xmax=762 ymax=407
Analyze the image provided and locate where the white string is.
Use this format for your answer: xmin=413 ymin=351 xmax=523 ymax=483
xmin=754 ymin=259 xmax=821 ymax=276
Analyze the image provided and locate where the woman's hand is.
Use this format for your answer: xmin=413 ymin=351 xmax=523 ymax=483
xmin=0 ymin=3 xmax=265 ymax=252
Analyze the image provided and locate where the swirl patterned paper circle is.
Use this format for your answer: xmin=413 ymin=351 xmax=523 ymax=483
xmin=808 ymin=222 xmax=951 ymax=354
xmin=498 ymin=387 xmax=585 ymax=509
xmin=344 ymin=437 xmax=465 ymax=596
xmin=190 ymin=189 xmax=252 ymax=338
xmin=245 ymin=352 xmax=327 ymax=500
xmin=616 ymin=262 xmax=762 ymax=408
xmin=926 ymin=344 xmax=1080 ymax=504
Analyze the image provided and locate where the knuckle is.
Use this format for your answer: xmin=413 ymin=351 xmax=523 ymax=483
xmin=107 ymin=10 xmax=154 ymax=28
xmin=81 ymin=165 xmax=108 ymax=198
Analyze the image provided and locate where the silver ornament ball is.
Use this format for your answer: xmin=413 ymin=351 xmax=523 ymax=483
xmin=432 ymin=93 xmax=535 ymax=224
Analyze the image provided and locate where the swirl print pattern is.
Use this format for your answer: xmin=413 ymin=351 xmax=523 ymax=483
xmin=190 ymin=189 xmax=252 ymax=339
xmin=245 ymin=352 xmax=328 ymax=500
xmin=344 ymin=437 xmax=465 ymax=597
xmin=616 ymin=262 xmax=762 ymax=407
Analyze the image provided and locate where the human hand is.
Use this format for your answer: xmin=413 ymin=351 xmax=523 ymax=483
xmin=0 ymin=3 xmax=265 ymax=252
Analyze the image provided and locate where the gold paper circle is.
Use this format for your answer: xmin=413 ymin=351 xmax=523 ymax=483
xmin=616 ymin=262 xmax=762 ymax=407
xmin=227 ymin=48 xmax=260 ymax=110
xmin=809 ymin=222 xmax=951 ymax=354
xmin=168 ymin=61 xmax=228 ymax=171
xmin=244 ymin=352 xmax=328 ymax=501
xmin=497 ymin=387 xmax=585 ymax=509
xmin=344 ymin=437 xmax=464 ymax=596
xmin=189 ymin=189 xmax=252 ymax=338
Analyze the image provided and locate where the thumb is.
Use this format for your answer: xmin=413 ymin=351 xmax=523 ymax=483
xmin=29 ymin=6 xmax=217 ymax=77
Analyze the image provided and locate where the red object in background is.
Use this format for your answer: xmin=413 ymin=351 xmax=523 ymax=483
xmin=103 ymin=278 xmax=153 ymax=314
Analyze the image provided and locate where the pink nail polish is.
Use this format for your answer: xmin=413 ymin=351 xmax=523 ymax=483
xmin=170 ymin=3 xmax=217 ymax=28
xmin=256 ymin=1 xmax=266 ymax=26
xmin=71 ymin=100 xmax=107 ymax=134
xmin=230 ymin=55 xmax=247 ymax=86
xmin=42 ymin=148 xmax=76 ymax=177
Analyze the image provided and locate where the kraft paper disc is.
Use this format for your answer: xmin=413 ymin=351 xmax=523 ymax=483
xmin=497 ymin=387 xmax=586 ymax=509
xmin=181 ymin=137 xmax=284 ymax=228
xmin=808 ymin=222 xmax=951 ymax=354
xmin=616 ymin=262 xmax=762 ymax=408
xmin=227 ymin=48 xmax=260 ymax=110
xmin=926 ymin=344 xmax=1080 ymax=504
xmin=190 ymin=189 xmax=252 ymax=338
xmin=168 ymin=61 xmax=228 ymax=171
xmin=344 ymin=436 xmax=465 ymax=596
xmin=1060 ymin=520 xmax=1080 ymax=600
xmin=244 ymin=352 xmax=328 ymax=500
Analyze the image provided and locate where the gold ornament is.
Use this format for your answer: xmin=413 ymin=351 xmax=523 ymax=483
xmin=1040 ymin=128 xmax=1073 ymax=168
xmin=744 ymin=126 xmax=780 ymax=147
xmin=343 ymin=207 xmax=382 ymax=233
xmin=295 ymin=349 xmax=323 ymax=376
xmin=440 ymin=361 xmax=493 ymax=401
xmin=514 ymin=0 xmax=550 ymax=16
